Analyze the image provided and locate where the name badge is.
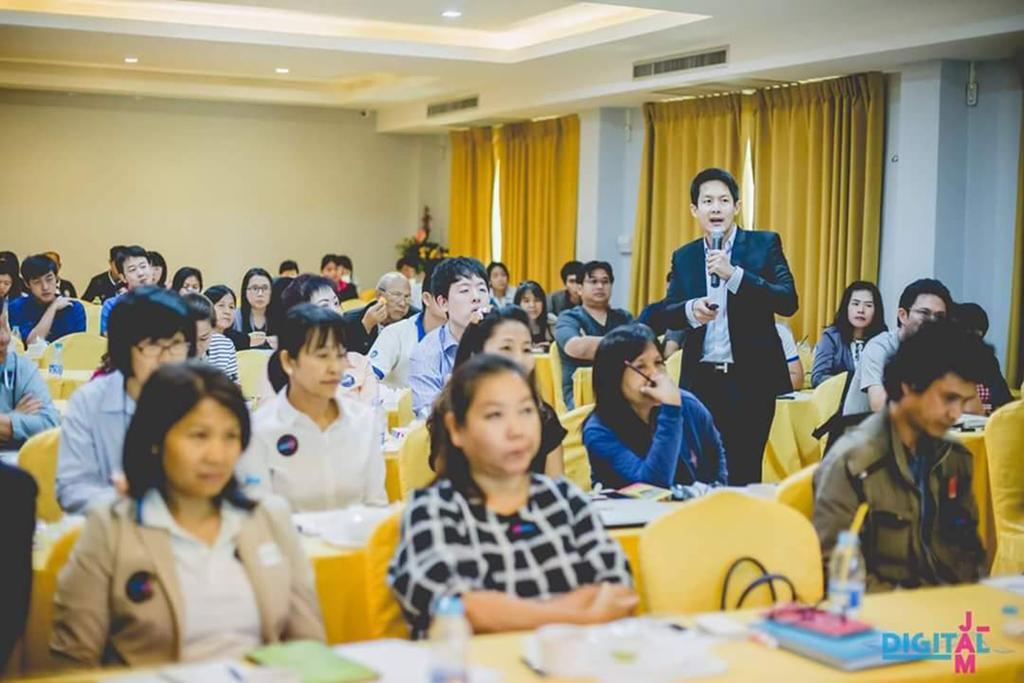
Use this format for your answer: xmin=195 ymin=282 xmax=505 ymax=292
xmin=258 ymin=542 xmax=284 ymax=567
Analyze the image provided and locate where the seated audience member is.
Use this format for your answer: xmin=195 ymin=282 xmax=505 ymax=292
xmin=409 ymin=257 xmax=490 ymax=416
xmin=100 ymin=246 xmax=152 ymax=335
xmin=57 ymin=287 xmax=193 ymax=513
xmin=147 ymin=251 xmax=167 ymax=288
xmin=204 ymin=284 xmax=249 ymax=350
xmin=812 ymin=281 xmax=887 ymax=388
xmin=843 ymin=278 xmax=951 ymax=416
xmin=171 ymin=267 xmax=203 ymax=296
xmin=319 ymin=253 xmax=339 ymax=285
xmin=953 ymin=302 xmax=1012 ymax=414
xmin=335 ymin=254 xmax=359 ymax=301
xmin=813 ymin=321 xmax=988 ymax=592
xmin=548 ymin=260 xmax=583 ymax=316
xmin=487 ymin=261 xmax=514 ymax=306
xmin=343 ymin=272 xmax=414 ymax=355
xmin=369 ymin=260 xmax=446 ymax=389
xmin=51 ymin=362 xmax=324 ymax=667
xmin=0 ymin=299 xmax=59 ymax=449
xmin=514 ymin=281 xmax=556 ymax=351
xmin=583 ymin=324 xmax=727 ymax=489
xmin=43 ymin=251 xmax=78 ymax=298
xmin=82 ymin=245 xmax=125 ymax=303
xmin=776 ymin=320 xmax=804 ymax=392
xmin=239 ymin=304 xmax=386 ymax=511
xmin=555 ymin=261 xmax=633 ymax=410
xmin=0 ymin=257 xmax=22 ymax=301
xmin=388 ymin=355 xmax=636 ymax=638
xmin=233 ymin=267 xmax=275 ymax=350
xmin=0 ymin=462 xmax=35 ymax=670
xmin=397 ymin=255 xmax=424 ymax=304
xmin=452 ymin=306 xmax=565 ymax=477
xmin=9 ymin=254 xmax=86 ymax=344
xmin=183 ymin=293 xmax=239 ymax=383
xmin=278 ymin=259 xmax=299 ymax=278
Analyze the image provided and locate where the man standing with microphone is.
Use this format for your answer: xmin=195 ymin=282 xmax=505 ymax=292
xmin=640 ymin=168 xmax=798 ymax=484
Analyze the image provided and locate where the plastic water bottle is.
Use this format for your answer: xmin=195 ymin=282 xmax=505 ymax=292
xmin=828 ymin=530 xmax=866 ymax=618
xmin=48 ymin=341 xmax=64 ymax=377
xmin=429 ymin=595 xmax=472 ymax=683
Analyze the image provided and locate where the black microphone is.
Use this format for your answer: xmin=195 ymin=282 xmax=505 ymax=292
xmin=709 ymin=230 xmax=724 ymax=287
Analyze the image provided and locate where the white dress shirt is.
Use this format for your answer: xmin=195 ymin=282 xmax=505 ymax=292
xmin=684 ymin=227 xmax=745 ymax=363
xmin=140 ymin=490 xmax=262 ymax=662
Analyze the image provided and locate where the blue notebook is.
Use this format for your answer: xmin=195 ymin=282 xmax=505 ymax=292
xmin=755 ymin=620 xmax=925 ymax=672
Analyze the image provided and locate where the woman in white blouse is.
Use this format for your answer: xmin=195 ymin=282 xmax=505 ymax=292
xmin=51 ymin=362 xmax=323 ymax=667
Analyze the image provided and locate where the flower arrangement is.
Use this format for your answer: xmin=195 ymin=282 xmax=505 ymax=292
xmin=396 ymin=206 xmax=449 ymax=265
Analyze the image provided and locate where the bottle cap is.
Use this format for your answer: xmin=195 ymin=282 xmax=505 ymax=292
xmin=1002 ymin=605 xmax=1019 ymax=616
xmin=838 ymin=530 xmax=859 ymax=546
xmin=435 ymin=595 xmax=465 ymax=617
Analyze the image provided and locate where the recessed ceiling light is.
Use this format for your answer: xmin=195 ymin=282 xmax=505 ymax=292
xmin=275 ymin=67 xmax=290 ymax=74
xmin=441 ymin=10 xmax=462 ymax=19
xmin=123 ymin=57 xmax=139 ymax=64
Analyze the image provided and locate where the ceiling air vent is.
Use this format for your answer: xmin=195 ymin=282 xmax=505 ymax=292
xmin=427 ymin=95 xmax=479 ymax=118
xmin=633 ymin=47 xmax=728 ymax=79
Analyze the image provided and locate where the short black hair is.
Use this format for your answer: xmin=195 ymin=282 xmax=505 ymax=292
xmin=279 ymin=302 xmax=348 ymax=359
xmin=281 ymin=274 xmax=336 ymax=313
xmin=115 ymin=245 xmax=149 ymax=274
xmin=581 ymin=260 xmax=614 ymax=283
xmin=421 ymin=259 xmax=441 ymax=297
xmin=171 ymin=266 xmax=203 ymax=293
xmin=320 ymin=254 xmax=338 ymax=271
xmin=897 ymin=278 xmax=953 ymax=314
xmin=336 ymin=255 xmax=354 ymax=272
xmin=690 ymin=167 xmax=740 ymax=205
xmin=109 ymin=245 xmax=127 ymax=262
xmin=147 ymin=251 xmax=167 ymax=286
xmin=20 ymin=254 xmax=58 ymax=282
xmin=123 ymin=361 xmax=254 ymax=510
xmin=430 ymin=257 xmax=488 ymax=301
xmin=455 ymin=305 xmax=531 ymax=368
xmin=486 ymin=262 xmax=510 ymax=280
xmin=279 ymin=259 xmax=299 ymax=274
xmin=396 ymin=256 xmax=420 ymax=272
xmin=953 ymin=302 xmax=989 ymax=337
xmin=182 ymin=292 xmax=216 ymax=326
xmin=0 ymin=258 xmax=21 ymax=298
xmin=882 ymin=320 xmax=990 ymax=401
xmin=107 ymin=286 xmax=194 ymax=377
xmin=560 ymin=260 xmax=583 ymax=285
xmin=203 ymin=284 xmax=236 ymax=307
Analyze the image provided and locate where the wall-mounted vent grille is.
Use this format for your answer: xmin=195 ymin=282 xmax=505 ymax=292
xmin=633 ymin=47 xmax=728 ymax=79
xmin=427 ymin=95 xmax=479 ymax=118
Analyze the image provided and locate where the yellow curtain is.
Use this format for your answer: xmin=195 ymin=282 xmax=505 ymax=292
xmin=1008 ymin=100 xmax=1024 ymax=388
xmin=447 ymin=128 xmax=494 ymax=262
xmin=629 ymin=96 xmax=746 ymax=312
xmin=496 ymin=115 xmax=579 ymax=292
xmin=752 ymin=73 xmax=886 ymax=343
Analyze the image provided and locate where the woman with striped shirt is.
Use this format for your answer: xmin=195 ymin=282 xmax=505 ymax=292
xmin=183 ymin=293 xmax=239 ymax=383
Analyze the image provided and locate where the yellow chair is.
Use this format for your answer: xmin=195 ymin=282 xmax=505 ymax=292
xmin=359 ymin=289 xmax=379 ymax=303
xmin=533 ymin=352 xmax=555 ymax=407
xmin=23 ymin=524 xmax=81 ymax=672
xmin=559 ymin=405 xmax=594 ymax=492
xmin=809 ymin=371 xmax=847 ymax=452
xmin=364 ymin=513 xmax=409 ymax=640
xmin=341 ymin=298 xmax=364 ymax=313
xmin=985 ymin=400 xmax=1024 ymax=575
xmin=40 ymin=332 xmax=105 ymax=372
xmin=572 ymin=367 xmax=594 ymax=408
xmin=236 ymin=349 xmax=271 ymax=400
xmin=639 ymin=491 xmax=824 ymax=614
xmin=17 ymin=427 xmax=62 ymax=523
xmin=775 ymin=463 xmax=819 ymax=520
xmin=666 ymin=349 xmax=683 ymax=385
xmin=73 ymin=300 xmax=102 ymax=336
xmin=388 ymin=388 xmax=414 ymax=431
xmin=397 ymin=422 xmax=433 ymax=499
xmin=548 ymin=343 xmax=568 ymax=415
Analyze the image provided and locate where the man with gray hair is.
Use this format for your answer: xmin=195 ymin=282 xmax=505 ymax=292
xmin=343 ymin=271 xmax=416 ymax=354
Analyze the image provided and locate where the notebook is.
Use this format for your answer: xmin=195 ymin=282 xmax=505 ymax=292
xmin=754 ymin=620 xmax=922 ymax=672
xmin=593 ymin=499 xmax=675 ymax=528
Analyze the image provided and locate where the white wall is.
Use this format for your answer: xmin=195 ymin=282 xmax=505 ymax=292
xmin=0 ymin=89 xmax=448 ymax=293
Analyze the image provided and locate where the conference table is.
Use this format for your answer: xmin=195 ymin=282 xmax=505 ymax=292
xmin=12 ymin=584 xmax=1024 ymax=682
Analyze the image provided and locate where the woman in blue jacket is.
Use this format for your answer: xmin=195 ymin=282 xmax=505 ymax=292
xmin=582 ymin=324 xmax=727 ymax=489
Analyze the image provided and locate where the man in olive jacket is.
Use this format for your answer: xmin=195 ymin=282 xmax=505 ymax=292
xmin=813 ymin=320 xmax=989 ymax=591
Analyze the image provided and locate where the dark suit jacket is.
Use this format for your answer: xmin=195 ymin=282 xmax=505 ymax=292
xmin=641 ymin=228 xmax=798 ymax=397
xmin=0 ymin=464 xmax=36 ymax=669
xmin=342 ymin=304 xmax=418 ymax=355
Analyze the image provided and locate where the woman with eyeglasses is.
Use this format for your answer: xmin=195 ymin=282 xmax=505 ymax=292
xmin=51 ymin=362 xmax=324 ymax=667
xmin=233 ymin=268 xmax=274 ymax=350
xmin=56 ymin=287 xmax=195 ymax=514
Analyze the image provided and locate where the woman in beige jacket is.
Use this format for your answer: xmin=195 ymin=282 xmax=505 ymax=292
xmin=51 ymin=361 xmax=324 ymax=667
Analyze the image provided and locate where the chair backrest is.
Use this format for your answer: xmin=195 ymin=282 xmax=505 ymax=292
xmin=548 ymin=343 xmax=567 ymax=415
xmin=397 ymin=422 xmax=433 ymax=499
xmin=775 ymin=464 xmax=819 ymax=520
xmin=572 ymin=367 xmax=594 ymax=408
xmin=364 ymin=512 xmax=409 ymax=640
xmin=811 ymin=371 xmax=847 ymax=424
xmin=559 ymin=405 xmax=594 ymax=491
xmin=17 ymin=427 xmax=62 ymax=523
xmin=985 ymin=399 xmax=1024 ymax=575
xmin=41 ymin=332 xmax=106 ymax=372
xmin=388 ymin=388 xmax=414 ymax=431
xmin=639 ymin=491 xmax=824 ymax=614
xmin=236 ymin=349 xmax=271 ymax=401
xmin=23 ymin=524 xmax=82 ymax=672
xmin=533 ymin=352 xmax=555 ymax=407
xmin=666 ymin=349 xmax=683 ymax=385
xmin=73 ymin=300 xmax=102 ymax=336
xmin=341 ymin=299 xmax=364 ymax=313
xmin=359 ymin=289 xmax=379 ymax=303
